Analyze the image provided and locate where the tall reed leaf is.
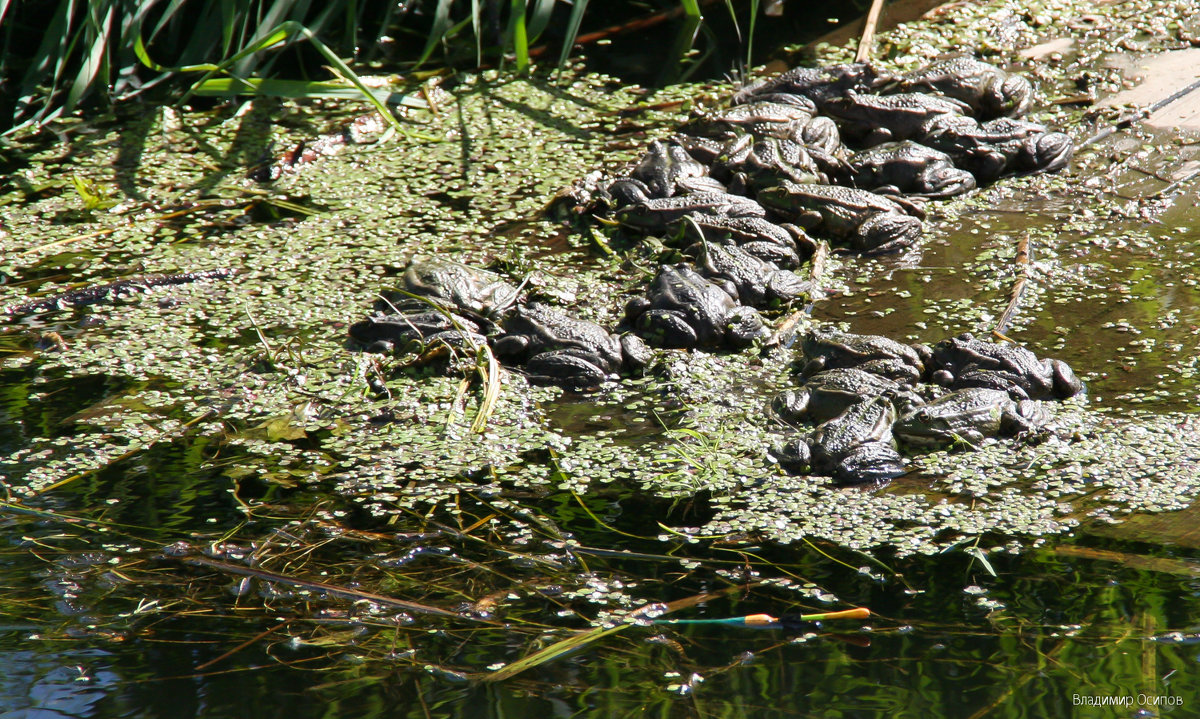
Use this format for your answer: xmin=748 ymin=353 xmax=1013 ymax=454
xmin=65 ymin=3 xmax=114 ymax=114
xmin=417 ymin=0 xmax=455 ymax=68
xmin=556 ymin=0 xmax=590 ymax=70
xmin=136 ymin=21 xmax=405 ymax=133
xmin=527 ymin=0 xmax=557 ymax=42
xmin=508 ymin=0 xmax=530 ymax=73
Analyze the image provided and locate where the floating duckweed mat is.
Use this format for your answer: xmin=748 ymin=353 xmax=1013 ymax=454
xmin=3 ymin=0 xmax=1200 ymax=660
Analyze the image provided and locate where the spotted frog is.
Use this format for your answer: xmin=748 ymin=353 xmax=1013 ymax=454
xmin=894 ymin=387 xmax=1048 ymax=447
xmin=492 ymin=303 xmax=650 ymax=388
xmin=624 ymin=264 xmax=769 ymax=349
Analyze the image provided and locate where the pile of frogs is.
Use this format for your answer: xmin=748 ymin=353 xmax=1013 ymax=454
xmin=771 ymin=328 xmax=1082 ymax=483
xmin=349 ymin=55 xmax=1086 ymax=484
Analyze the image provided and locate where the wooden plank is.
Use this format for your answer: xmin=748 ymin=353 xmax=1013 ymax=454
xmin=1098 ymin=48 xmax=1200 ymax=131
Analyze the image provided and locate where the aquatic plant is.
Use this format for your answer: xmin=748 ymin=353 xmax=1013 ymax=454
xmin=0 ymin=0 xmax=752 ymax=135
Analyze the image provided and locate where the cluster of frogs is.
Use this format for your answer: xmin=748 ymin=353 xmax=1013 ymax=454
xmin=350 ymin=56 xmax=1085 ymax=484
xmin=770 ymin=328 xmax=1084 ymax=483
xmin=566 ymin=55 xmax=1074 ymax=352
xmin=349 ymin=259 xmax=653 ymax=389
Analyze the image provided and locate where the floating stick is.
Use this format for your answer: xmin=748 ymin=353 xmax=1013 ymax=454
xmin=654 ymin=606 xmax=871 ymax=629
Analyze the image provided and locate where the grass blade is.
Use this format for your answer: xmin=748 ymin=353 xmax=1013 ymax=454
xmin=483 ymin=585 xmax=746 ymax=682
xmin=508 ymin=0 xmax=530 ymax=73
xmin=527 ymin=0 xmax=557 ymax=42
xmin=417 ymin=0 xmax=454 ymax=68
xmin=64 ymin=3 xmax=115 ymax=114
xmin=470 ymin=343 xmax=502 ymax=433
xmin=189 ymin=77 xmax=428 ymax=109
xmin=747 ymin=0 xmax=759 ymax=69
xmin=178 ymin=555 xmax=492 ymax=621
xmin=556 ymin=0 xmax=590 ymax=70
xmin=471 ymin=0 xmax=482 ymax=66
xmin=142 ymin=21 xmax=405 ymax=133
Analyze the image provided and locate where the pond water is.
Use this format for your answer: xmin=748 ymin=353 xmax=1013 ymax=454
xmin=4 ymin=0 xmax=1200 ymax=716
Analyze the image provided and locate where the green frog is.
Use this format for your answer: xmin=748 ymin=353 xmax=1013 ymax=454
xmin=733 ymin=62 xmax=894 ymax=109
xmin=809 ymin=396 xmax=907 ymax=484
xmin=845 ymin=141 xmax=977 ymax=198
xmin=349 ymin=310 xmax=485 ymax=354
xmin=922 ymin=116 xmax=1073 ymax=182
xmin=822 ymin=91 xmax=972 ymax=146
xmin=893 ymin=55 xmax=1034 ymax=120
xmin=630 ymin=139 xmax=725 ymax=198
xmin=894 ymin=387 xmax=1048 ymax=447
xmin=683 ymin=99 xmax=819 ymax=141
xmin=800 ymin=327 xmax=931 ymax=385
xmin=681 ymin=214 xmax=815 ymax=270
xmin=685 ymin=239 xmax=813 ymax=308
xmin=378 ymin=259 xmax=520 ymax=322
xmin=930 ymin=333 xmax=1083 ymax=400
xmin=757 ymin=182 xmax=924 ymax=255
xmin=616 ymin=192 xmax=767 ymax=233
xmin=624 ymin=264 xmax=769 ymax=349
xmin=493 ymin=303 xmax=650 ymax=388
xmin=773 ymin=367 xmax=923 ymax=424
xmin=719 ymin=137 xmax=829 ymax=195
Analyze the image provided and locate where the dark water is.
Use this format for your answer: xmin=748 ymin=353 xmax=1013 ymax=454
xmin=4 ymin=494 xmax=1200 ymax=718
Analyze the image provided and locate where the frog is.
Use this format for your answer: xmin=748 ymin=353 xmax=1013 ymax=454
xmin=623 ymin=264 xmax=769 ymax=349
xmin=800 ymin=327 xmax=931 ymax=385
xmin=822 ymin=91 xmax=973 ymax=147
xmin=979 ymin=117 xmax=1074 ymax=176
xmin=894 ymin=387 xmax=1048 ymax=447
xmin=616 ymin=192 xmax=767 ymax=233
xmin=845 ymin=141 xmax=977 ymax=198
xmin=671 ymin=133 xmax=744 ymax=166
xmin=808 ymin=396 xmax=907 ymax=484
xmin=679 ymin=214 xmax=815 ymax=270
xmin=684 ymin=238 xmax=813 ymax=308
xmin=492 ymin=303 xmax=650 ymax=388
xmin=377 ymin=259 xmax=521 ymax=323
xmin=683 ymin=99 xmax=819 ymax=141
xmin=773 ymin=367 xmax=924 ymax=424
xmin=349 ymin=310 xmax=486 ymax=354
xmin=921 ymin=115 xmax=1073 ymax=183
xmin=733 ymin=62 xmax=894 ymax=109
xmin=630 ymin=139 xmax=722 ymax=198
xmin=788 ymin=116 xmax=846 ymax=161
xmin=600 ymin=177 xmax=657 ymax=210
xmin=930 ymin=333 xmax=1084 ymax=400
xmin=892 ymin=55 xmax=1035 ymax=120
xmin=756 ymin=181 xmax=924 ymax=255
xmin=717 ymin=137 xmax=829 ymax=195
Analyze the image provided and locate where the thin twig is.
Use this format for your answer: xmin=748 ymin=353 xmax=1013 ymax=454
xmin=993 ymin=234 xmax=1031 ymax=336
xmin=855 ymin=0 xmax=888 ymax=63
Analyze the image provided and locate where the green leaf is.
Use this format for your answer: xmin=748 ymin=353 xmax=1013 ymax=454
xmin=556 ymin=0 xmax=590 ymax=70
xmin=509 ymin=0 xmax=530 ymax=73
xmin=965 ymin=546 xmax=997 ymax=577
xmin=189 ymin=77 xmax=428 ymax=110
xmin=417 ymin=0 xmax=454 ymax=68
xmin=527 ymin=0 xmax=557 ymax=42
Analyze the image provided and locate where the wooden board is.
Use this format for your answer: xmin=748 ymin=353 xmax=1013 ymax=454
xmin=1098 ymin=48 xmax=1200 ymax=131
